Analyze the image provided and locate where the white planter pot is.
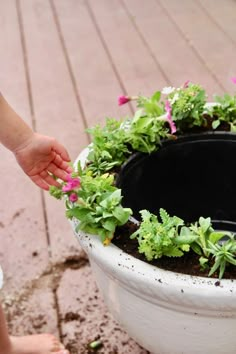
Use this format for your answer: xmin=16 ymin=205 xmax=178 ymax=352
xmin=71 ymin=148 xmax=236 ymax=354
xmin=72 ymin=223 xmax=236 ymax=354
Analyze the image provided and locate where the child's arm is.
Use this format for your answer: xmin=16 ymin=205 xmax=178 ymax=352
xmin=0 ymin=93 xmax=72 ymax=190
xmin=0 ymin=93 xmax=33 ymax=152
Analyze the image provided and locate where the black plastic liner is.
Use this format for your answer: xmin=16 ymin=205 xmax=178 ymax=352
xmin=116 ymin=132 xmax=236 ymax=232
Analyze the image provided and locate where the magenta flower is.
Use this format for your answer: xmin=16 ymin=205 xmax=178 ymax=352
xmin=231 ymin=77 xmax=236 ymax=84
xmin=183 ymin=80 xmax=190 ymax=88
xmin=69 ymin=193 xmax=78 ymax=203
xmin=62 ymin=174 xmax=80 ymax=192
xmin=165 ymin=100 xmax=177 ymax=134
xmin=118 ymin=95 xmax=131 ymax=106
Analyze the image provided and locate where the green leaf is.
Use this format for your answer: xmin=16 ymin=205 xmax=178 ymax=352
xmin=191 ymin=242 xmax=203 ymax=256
xmin=151 ymin=91 xmax=161 ymax=102
xmin=209 ymin=231 xmax=229 ymax=244
xmin=134 ymin=117 xmax=152 ymax=130
xmin=113 ymin=206 xmax=132 ymax=224
xmin=230 ymin=122 xmax=236 ymax=132
xmin=66 ymin=207 xmax=91 ymax=221
xmin=208 ymin=259 xmax=221 ymax=277
xmin=180 ymin=226 xmax=192 ymax=237
xmin=159 ymin=208 xmax=170 ymax=224
xmin=212 ymin=120 xmax=220 ymax=129
xmin=130 ymin=229 xmax=139 ymax=239
xmin=175 ymin=235 xmax=198 ymax=245
xmin=199 ymin=256 xmax=208 ymax=268
xmin=164 ymin=247 xmax=183 ymax=257
xmin=79 ymin=222 xmax=102 ymax=236
xmin=199 ymin=217 xmax=211 ymax=233
xmin=132 ymin=109 xmax=143 ymax=123
xmin=102 ymin=211 xmax=113 ymax=218
xmin=49 ymin=186 xmax=63 ymax=200
xmin=102 ymin=219 xmax=116 ymax=232
xmin=100 ymin=189 xmax=121 ymax=208
xmin=76 ymin=160 xmax=83 ymax=176
xmin=180 ymin=244 xmax=190 ymax=252
xmin=219 ymin=261 xmax=226 ymax=279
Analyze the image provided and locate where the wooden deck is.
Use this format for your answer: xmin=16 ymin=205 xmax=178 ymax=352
xmin=0 ymin=1 xmax=236 ymax=353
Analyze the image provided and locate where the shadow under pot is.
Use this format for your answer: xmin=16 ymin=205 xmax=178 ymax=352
xmin=117 ymin=132 xmax=236 ymax=233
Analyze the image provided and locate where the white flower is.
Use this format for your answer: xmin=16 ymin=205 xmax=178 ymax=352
xmin=161 ymin=86 xmax=175 ymax=95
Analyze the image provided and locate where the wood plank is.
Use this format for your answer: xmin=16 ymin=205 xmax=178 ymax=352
xmin=19 ymin=0 xmax=88 ymax=263
xmin=57 ymin=266 xmax=149 ymax=353
xmin=0 ymin=0 xmax=49 ymax=294
xmin=3 ymin=287 xmax=59 ymax=338
xmin=159 ymin=0 xmax=236 ymax=94
xmin=52 ymin=0 xmax=132 ymax=126
xmin=0 ymin=2 xmax=30 ymax=119
xmin=19 ymin=0 xmax=89 ymax=158
xmin=198 ymin=0 xmax=236 ymax=45
xmin=86 ymin=0 xmax=168 ymax=97
xmin=123 ymin=0 xmax=223 ymax=98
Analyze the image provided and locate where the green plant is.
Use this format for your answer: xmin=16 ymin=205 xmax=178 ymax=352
xmin=137 ymin=90 xmax=164 ymax=117
xmin=131 ymin=209 xmax=197 ymax=260
xmin=183 ymin=216 xmax=235 ymax=276
xmin=50 ymin=168 xmax=132 ymax=244
xmin=125 ymin=109 xmax=169 ymax=153
xmin=131 ymin=210 xmax=236 ymax=278
xmin=206 ymin=94 xmax=236 ymax=131
xmin=206 ymin=239 xmax=236 ymax=279
xmin=189 ymin=217 xmax=215 ymax=258
xmin=86 ymin=118 xmax=130 ymax=175
xmin=166 ymin=83 xmax=207 ymax=130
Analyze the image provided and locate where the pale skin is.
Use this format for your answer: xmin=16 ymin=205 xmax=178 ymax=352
xmin=0 ymin=93 xmax=70 ymax=354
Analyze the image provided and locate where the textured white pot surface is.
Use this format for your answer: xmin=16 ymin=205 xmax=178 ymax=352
xmin=72 ymin=147 xmax=236 ymax=354
xmin=72 ymin=225 xmax=236 ymax=354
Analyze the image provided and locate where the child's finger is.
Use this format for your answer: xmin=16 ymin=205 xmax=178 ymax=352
xmin=47 ymin=162 xmax=69 ymax=181
xmin=39 ymin=171 xmax=61 ymax=187
xmin=53 ymin=154 xmax=73 ymax=173
xmin=52 ymin=140 xmax=71 ymax=162
xmin=31 ymin=175 xmax=49 ymax=190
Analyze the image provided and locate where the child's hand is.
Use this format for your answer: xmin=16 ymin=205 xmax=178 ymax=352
xmin=13 ymin=133 xmax=72 ymax=190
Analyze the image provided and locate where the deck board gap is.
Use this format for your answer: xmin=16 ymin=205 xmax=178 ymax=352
xmin=86 ymin=0 xmax=134 ymax=115
xmin=157 ymin=0 xmax=226 ymax=92
xmin=121 ymin=0 xmax=171 ymax=86
xmin=50 ymin=0 xmax=91 ymax=140
xmin=197 ymin=0 xmax=236 ymax=48
xmin=15 ymin=0 xmax=36 ymax=130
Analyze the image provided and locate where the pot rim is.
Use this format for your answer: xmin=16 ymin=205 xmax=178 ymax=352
xmin=74 ymin=221 xmax=236 ymax=288
xmin=117 ymin=131 xmax=236 ymax=180
xmin=73 ymin=222 xmax=236 ymax=311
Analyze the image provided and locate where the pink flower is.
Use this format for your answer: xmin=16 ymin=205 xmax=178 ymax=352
xmin=62 ymin=174 xmax=80 ymax=192
xmin=183 ymin=80 xmax=190 ymax=88
xmin=69 ymin=193 xmax=78 ymax=203
xmin=231 ymin=77 xmax=236 ymax=84
xmin=165 ymin=100 xmax=176 ymax=134
xmin=118 ymin=95 xmax=131 ymax=106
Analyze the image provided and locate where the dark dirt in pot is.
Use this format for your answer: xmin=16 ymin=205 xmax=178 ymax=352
xmin=113 ymin=222 xmax=236 ymax=280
